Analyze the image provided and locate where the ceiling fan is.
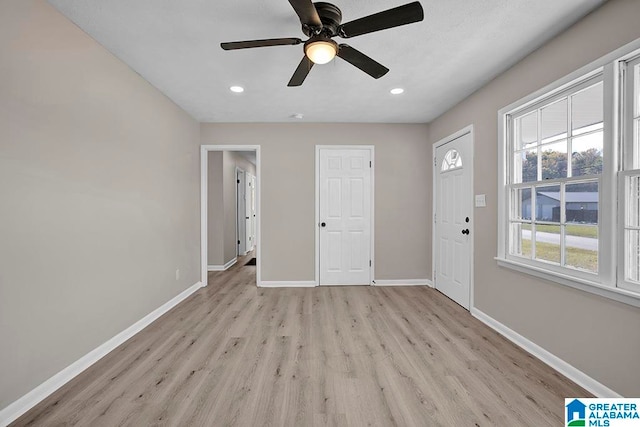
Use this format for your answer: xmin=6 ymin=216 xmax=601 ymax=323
xmin=220 ymin=0 xmax=424 ymax=87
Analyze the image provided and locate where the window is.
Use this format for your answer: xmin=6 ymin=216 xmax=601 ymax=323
xmin=498 ymin=40 xmax=640 ymax=306
xmin=619 ymin=55 xmax=640 ymax=294
xmin=509 ymin=78 xmax=603 ymax=274
xmin=441 ymin=149 xmax=462 ymax=171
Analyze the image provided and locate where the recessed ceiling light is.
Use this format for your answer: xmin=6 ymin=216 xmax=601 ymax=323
xmin=230 ymin=86 xmax=244 ymax=93
xmin=290 ymin=113 xmax=304 ymax=119
xmin=390 ymin=88 xmax=404 ymax=95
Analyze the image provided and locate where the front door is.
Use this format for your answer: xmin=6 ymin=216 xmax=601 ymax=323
xmin=318 ymin=148 xmax=372 ymax=286
xmin=434 ymin=133 xmax=473 ymax=308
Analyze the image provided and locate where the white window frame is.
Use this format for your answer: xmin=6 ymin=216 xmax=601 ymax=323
xmin=497 ymin=38 xmax=640 ymax=308
xmin=617 ymin=54 xmax=640 ymax=294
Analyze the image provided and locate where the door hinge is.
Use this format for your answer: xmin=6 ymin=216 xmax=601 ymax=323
xmin=434 ymin=157 xmax=437 ymax=167
xmin=369 ymin=161 xmax=372 ymax=168
xmin=237 ymin=179 xmax=240 ymax=184
xmin=369 ymin=260 xmax=372 ymax=267
xmin=238 ymin=240 xmax=240 ymax=245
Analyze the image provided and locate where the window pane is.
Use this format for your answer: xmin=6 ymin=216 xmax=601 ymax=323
xmin=510 ymin=222 xmax=532 ymax=258
xmin=571 ymin=82 xmax=603 ymax=135
xmin=635 ymin=119 xmax=640 ymax=169
xmin=625 ymin=230 xmax=640 ymax=284
xmin=626 ymin=175 xmax=640 ymax=228
xmin=514 ymin=149 xmax=537 ymax=183
xmin=535 ymin=225 xmax=561 ymax=264
xmin=515 ymin=111 xmax=538 ymax=150
xmin=541 ymin=98 xmax=567 ymax=142
xmin=511 ymin=188 xmax=532 ymax=220
xmin=565 ymin=225 xmax=598 ymax=273
xmin=572 ymin=131 xmax=603 ymax=176
xmin=541 ymin=141 xmax=568 ymax=180
xmin=441 ymin=149 xmax=462 ymax=172
xmin=535 ymin=185 xmax=561 ymax=222
xmin=635 ymin=63 xmax=640 ymax=118
xmin=624 ymin=174 xmax=640 ymax=284
xmin=566 ymin=181 xmax=598 ymax=225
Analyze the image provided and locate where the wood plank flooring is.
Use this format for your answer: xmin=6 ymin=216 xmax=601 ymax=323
xmin=13 ymin=254 xmax=591 ymax=426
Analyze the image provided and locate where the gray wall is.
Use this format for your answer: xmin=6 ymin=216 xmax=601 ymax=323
xmin=201 ymin=123 xmax=431 ymax=282
xmin=428 ymin=0 xmax=640 ymax=396
xmin=0 ymin=0 xmax=201 ymax=410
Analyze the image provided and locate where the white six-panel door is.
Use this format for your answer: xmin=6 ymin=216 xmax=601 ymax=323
xmin=434 ymin=133 xmax=473 ymax=308
xmin=245 ymin=173 xmax=253 ymax=251
xmin=318 ymin=148 xmax=372 ymax=286
xmin=236 ymin=169 xmax=247 ymax=256
xmin=250 ymin=174 xmax=256 ymax=251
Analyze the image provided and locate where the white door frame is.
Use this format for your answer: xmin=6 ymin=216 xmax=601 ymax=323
xmin=201 ymin=145 xmax=261 ymax=286
xmin=315 ymin=145 xmax=375 ymax=286
xmin=432 ymin=126 xmax=474 ymax=310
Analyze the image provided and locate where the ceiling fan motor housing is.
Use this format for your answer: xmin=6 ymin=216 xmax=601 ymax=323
xmin=303 ymin=2 xmax=343 ymax=36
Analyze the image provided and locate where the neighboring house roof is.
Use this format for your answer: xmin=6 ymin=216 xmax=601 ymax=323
xmin=523 ymin=192 xmax=598 ymax=203
xmin=540 ymin=192 xmax=598 ymax=203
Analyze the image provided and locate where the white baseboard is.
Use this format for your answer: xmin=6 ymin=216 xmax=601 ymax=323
xmin=0 ymin=281 xmax=203 ymax=427
xmin=257 ymin=280 xmax=434 ymax=288
xmin=373 ymin=279 xmax=433 ymax=287
xmin=207 ymin=257 xmax=237 ymax=271
xmin=259 ymin=281 xmax=316 ymax=288
xmin=471 ymin=307 xmax=621 ymax=398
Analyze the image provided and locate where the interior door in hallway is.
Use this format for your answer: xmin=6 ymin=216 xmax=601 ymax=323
xmin=250 ymin=174 xmax=256 ymax=251
xmin=318 ymin=148 xmax=372 ymax=286
xmin=245 ymin=173 xmax=253 ymax=251
xmin=434 ymin=133 xmax=473 ymax=308
xmin=236 ymin=168 xmax=247 ymax=256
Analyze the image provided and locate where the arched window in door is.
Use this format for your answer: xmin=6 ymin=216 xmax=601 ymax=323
xmin=441 ymin=149 xmax=462 ymax=172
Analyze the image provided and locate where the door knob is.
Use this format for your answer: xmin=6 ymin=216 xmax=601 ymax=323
xmin=320 ymin=222 xmax=326 ymax=227
xmin=461 ymin=229 xmax=470 ymax=235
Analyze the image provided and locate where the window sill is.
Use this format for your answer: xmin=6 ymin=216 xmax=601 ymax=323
xmin=495 ymin=257 xmax=640 ymax=308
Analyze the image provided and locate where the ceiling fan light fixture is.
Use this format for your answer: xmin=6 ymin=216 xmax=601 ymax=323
xmin=304 ymin=39 xmax=338 ymax=65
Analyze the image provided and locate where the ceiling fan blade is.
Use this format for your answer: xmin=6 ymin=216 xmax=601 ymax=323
xmin=338 ymin=1 xmax=424 ymax=39
xmin=288 ymin=0 xmax=322 ymax=29
xmin=221 ymin=38 xmax=302 ymax=50
xmin=337 ymin=44 xmax=389 ymax=79
xmin=288 ymin=56 xmax=314 ymax=87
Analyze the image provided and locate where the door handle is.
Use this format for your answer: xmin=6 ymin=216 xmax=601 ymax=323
xmin=320 ymin=222 xmax=326 ymax=228
xmin=461 ymin=229 xmax=470 ymax=235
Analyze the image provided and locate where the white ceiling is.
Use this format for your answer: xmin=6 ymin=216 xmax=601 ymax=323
xmin=48 ymin=0 xmax=604 ymax=123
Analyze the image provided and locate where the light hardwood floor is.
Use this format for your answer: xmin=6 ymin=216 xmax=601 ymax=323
xmin=13 ymin=254 xmax=591 ymax=426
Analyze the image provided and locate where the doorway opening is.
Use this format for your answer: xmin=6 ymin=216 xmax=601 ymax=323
xmin=200 ymin=145 xmax=260 ymax=286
